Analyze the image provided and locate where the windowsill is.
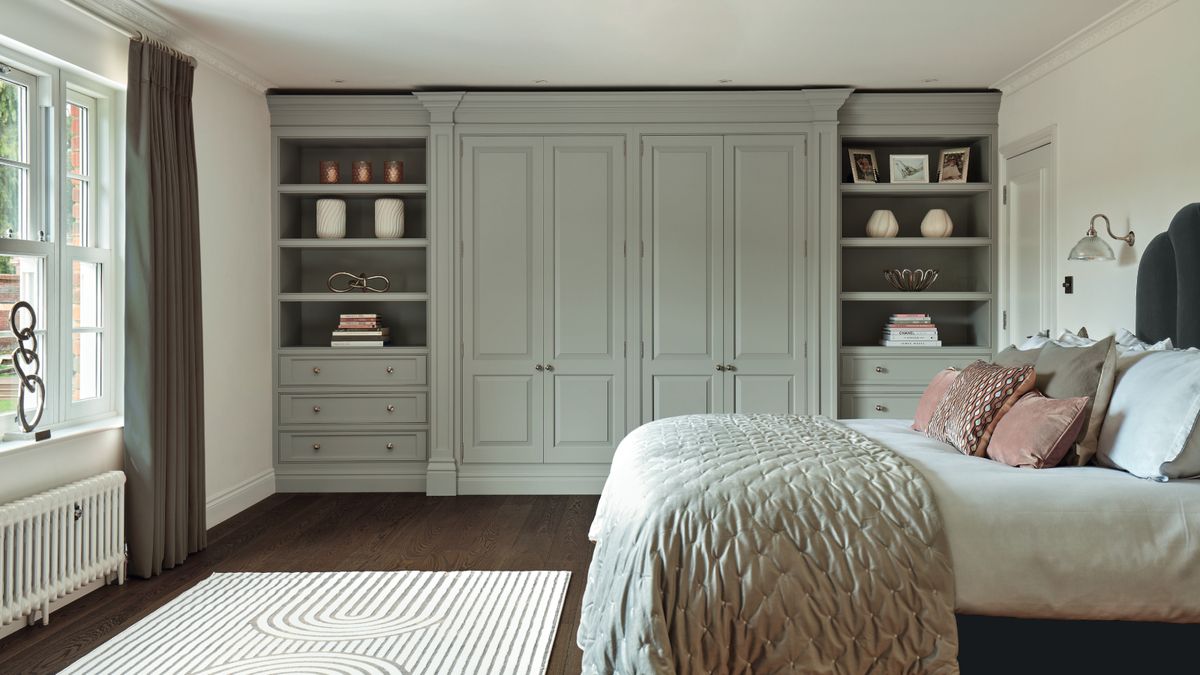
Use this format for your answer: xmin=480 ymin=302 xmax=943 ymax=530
xmin=0 ymin=415 xmax=124 ymax=457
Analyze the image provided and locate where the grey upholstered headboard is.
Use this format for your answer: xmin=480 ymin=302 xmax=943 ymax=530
xmin=1136 ymin=203 xmax=1200 ymax=349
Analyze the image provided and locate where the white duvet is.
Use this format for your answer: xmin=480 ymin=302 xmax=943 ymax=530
xmin=845 ymin=418 xmax=1200 ymax=622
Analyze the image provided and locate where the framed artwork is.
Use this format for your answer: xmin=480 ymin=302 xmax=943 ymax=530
xmin=890 ymin=154 xmax=930 ymax=184
xmin=847 ymin=149 xmax=878 ymax=184
xmin=937 ymin=147 xmax=970 ymax=183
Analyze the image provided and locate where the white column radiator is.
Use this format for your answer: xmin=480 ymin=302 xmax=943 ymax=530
xmin=0 ymin=471 xmax=126 ymax=629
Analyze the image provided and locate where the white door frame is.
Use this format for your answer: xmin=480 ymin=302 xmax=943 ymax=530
xmin=999 ymin=125 xmax=1058 ymax=347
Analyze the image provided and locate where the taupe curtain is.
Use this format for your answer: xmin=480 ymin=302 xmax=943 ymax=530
xmin=124 ymin=39 xmax=206 ymax=579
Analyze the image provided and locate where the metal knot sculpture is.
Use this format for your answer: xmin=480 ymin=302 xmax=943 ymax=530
xmin=9 ymin=301 xmax=45 ymax=432
xmin=326 ymin=271 xmax=391 ymax=294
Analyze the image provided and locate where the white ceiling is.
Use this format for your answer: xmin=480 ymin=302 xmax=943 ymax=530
xmin=140 ymin=0 xmax=1126 ymax=90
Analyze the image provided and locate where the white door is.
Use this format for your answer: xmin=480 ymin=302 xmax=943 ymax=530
xmin=641 ymin=136 xmax=725 ymax=420
xmin=461 ymin=137 xmax=545 ymax=463
xmin=543 ymin=137 xmax=626 ymax=463
xmin=1005 ymin=143 xmax=1056 ymax=343
xmin=723 ymin=135 xmax=808 ymax=414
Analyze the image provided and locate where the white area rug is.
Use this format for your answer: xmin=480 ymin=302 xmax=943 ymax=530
xmin=64 ymin=570 xmax=571 ymax=675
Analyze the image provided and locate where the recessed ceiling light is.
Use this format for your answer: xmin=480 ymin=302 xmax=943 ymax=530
xmin=332 ymin=79 xmax=345 ymax=84
xmin=718 ymin=79 xmax=733 ymax=84
xmin=922 ymin=78 xmax=939 ymax=83
xmin=533 ymin=79 xmax=548 ymax=84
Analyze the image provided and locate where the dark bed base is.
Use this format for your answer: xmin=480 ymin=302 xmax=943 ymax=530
xmin=957 ymin=614 xmax=1198 ymax=674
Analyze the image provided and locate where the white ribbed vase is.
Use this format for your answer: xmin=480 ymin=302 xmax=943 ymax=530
xmin=315 ymin=199 xmax=346 ymax=239
xmin=374 ymin=198 xmax=405 ymax=239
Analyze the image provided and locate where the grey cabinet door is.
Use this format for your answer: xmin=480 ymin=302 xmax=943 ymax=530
xmin=641 ymin=136 xmax=725 ymax=420
xmin=461 ymin=137 xmax=545 ymax=463
xmin=543 ymin=137 xmax=627 ymax=463
xmin=723 ymin=135 xmax=808 ymax=414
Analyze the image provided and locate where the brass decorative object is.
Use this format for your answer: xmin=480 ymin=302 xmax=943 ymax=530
xmin=327 ymin=271 xmax=391 ymax=293
xmin=5 ymin=301 xmax=49 ymax=441
xmin=883 ymin=268 xmax=939 ymax=292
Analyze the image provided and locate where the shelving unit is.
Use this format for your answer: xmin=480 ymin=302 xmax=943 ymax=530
xmin=833 ymin=92 xmax=1001 ymax=418
xmin=270 ymin=96 xmax=436 ymax=492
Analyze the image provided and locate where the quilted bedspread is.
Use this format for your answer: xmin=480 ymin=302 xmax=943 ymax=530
xmin=578 ymin=414 xmax=958 ymax=674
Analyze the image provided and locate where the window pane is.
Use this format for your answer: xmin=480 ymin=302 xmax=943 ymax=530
xmin=72 ymin=331 xmax=100 ymax=401
xmin=0 ymin=78 xmax=26 ymax=163
xmin=66 ymin=102 xmax=88 ymax=176
xmin=0 ymin=255 xmax=46 ymax=415
xmin=68 ymin=177 xmax=88 ymax=246
xmin=73 ymin=261 xmax=101 ymax=328
xmin=0 ymin=164 xmax=29 ymax=239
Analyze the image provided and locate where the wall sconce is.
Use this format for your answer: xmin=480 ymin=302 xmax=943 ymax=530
xmin=1067 ymin=213 xmax=1135 ymax=261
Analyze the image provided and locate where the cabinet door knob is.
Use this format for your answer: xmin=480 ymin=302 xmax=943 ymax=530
xmin=386 ymin=442 xmax=394 ymax=450
xmin=312 ymin=366 xmax=321 ymax=375
xmin=386 ymin=366 xmax=395 ymax=374
xmin=312 ymin=443 xmax=321 ymax=451
xmin=535 ymin=364 xmax=544 ymax=371
xmin=716 ymin=364 xmax=725 ymax=372
xmin=386 ymin=404 xmax=396 ymax=413
xmin=725 ymin=364 xmax=737 ymax=372
xmin=875 ymin=366 xmax=885 ymax=373
xmin=312 ymin=405 xmax=321 ymax=414
xmin=875 ymin=404 xmax=886 ymax=412
xmin=544 ymin=364 xmax=554 ymax=372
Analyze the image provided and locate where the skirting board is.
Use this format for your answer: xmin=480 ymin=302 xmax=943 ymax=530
xmin=457 ymin=475 xmax=607 ymax=495
xmin=206 ymin=469 xmax=276 ymax=527
xmin=275 ymin=473 xmax=426 ymax=493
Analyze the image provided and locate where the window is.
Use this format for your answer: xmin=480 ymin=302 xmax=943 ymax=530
xmin=0 ymin=49 xmax=119 ymax=431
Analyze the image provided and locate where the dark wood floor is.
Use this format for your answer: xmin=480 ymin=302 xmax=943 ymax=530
xmin=0 ymin=493 xmax=599 ymax=675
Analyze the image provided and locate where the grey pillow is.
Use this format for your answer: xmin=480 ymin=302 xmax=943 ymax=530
xmin=994 ymin=345 xmax=1038 ymax=368
xmin=1033 ymin=336 xmax=1117 ymax=465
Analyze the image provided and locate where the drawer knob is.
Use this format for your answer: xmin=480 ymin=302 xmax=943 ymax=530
xmin=386 ymin=366 xmax=395 ymax=374
xmin=545 ymin=364 xmax=554 ymax=372
xmin=716 ymin=364 xmax=725 ymax=372
xmin=386 ymin=442 xmax=394 ymax=451
xmin=312 ymin=443 xmax=321 ymax=451
xmin=725 ymin=364 xmax=736 ymax=372
xmin=875 ymin=366 xmax=885 ymax=374
xmin=875 ymin=404 xmax=886 ymax=412
xmin=535 ymin=364 xmax=544 ymax=372
xmin=312 ymin=405 xmax=321 ymax=414
xmin=386 ymin=404 xmax=396 ymax=413
xmin=312 ymin=366 xmax=321 ymax=375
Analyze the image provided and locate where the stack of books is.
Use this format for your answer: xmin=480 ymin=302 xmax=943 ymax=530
xmin=881 ymin=313 xmax=941 ymax=347
xmin=331 ymin=313 xmax=391 ymax=347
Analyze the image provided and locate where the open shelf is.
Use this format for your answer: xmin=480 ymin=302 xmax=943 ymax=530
xmin=841 ymin=299 xmax=992 ymax=349
xmin=843 ymin=246 xmax=990 ymax=293
xmin=276 ymin=137 xmax=427 ymax=185
xmin=841 ymin=136 xmax=992 ymax=184
xmin=279 ymin=300 xmax=428 ymax=348
xmin=841 ymin=191 xmax=991 ymax=238
xmin=279 ymin=238 xmax=429 ymax=249
xmin=279 ymin=248 xmax=427 ymax=294
xmin=279 ymin=195 xmax=427 ymax=240
xmin=841 ymin=237 xmax=990 ymax=248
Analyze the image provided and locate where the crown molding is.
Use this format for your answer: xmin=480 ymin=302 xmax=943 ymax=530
xmin=65 ymin=0 xmax=275 ymax=93
xmin=992 ymin=0 xmax=1176 ymax=94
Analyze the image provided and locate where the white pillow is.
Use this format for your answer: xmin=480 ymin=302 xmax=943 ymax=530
xmin=1097 ymin=351 xmax=1200 ymax=480
xmin=1017 ymin=329 xmax=1093 ymax=350
xmin=1114 ymin=327 xmax=1173 ymax=353
xmin=1018 ymin=328 xmax=1173 ymax=354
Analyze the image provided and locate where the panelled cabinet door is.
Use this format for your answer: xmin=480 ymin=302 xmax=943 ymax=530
xmin=723 ymin=135 xmax=808 ymax=414
xmin=641 ymin=136 xmax=725 ymax=420
xmin=543 ymin=137 xmax=627 ymax=463
xmin=461 ymin=137 xmax=546 ymax=463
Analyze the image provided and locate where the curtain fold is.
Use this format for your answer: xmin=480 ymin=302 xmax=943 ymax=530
xmin=124 ymin=39 xmax=206 ymax=579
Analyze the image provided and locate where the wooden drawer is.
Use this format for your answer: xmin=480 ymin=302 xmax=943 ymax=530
xmin=841 ymin=355 xmax=978 ymax=387
xmin=280 ymin=355 xmax=427 ymax=387
xmin=839 ymin=392 xmax=922 ymax=420
xmin=280 ymin=393 xmax=428 ymax=425
xmin=280 ymin=430 xmax=427 ymax=463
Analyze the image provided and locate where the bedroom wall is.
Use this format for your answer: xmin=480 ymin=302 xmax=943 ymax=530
xmin=998 ymin=0 xmax=1200 ymax=336
xmin=0 ymin=0 xmax=274 ymax=525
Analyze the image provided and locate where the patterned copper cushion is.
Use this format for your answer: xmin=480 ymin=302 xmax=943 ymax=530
xmin=925 ymin=361 xmax=1036 ymax=456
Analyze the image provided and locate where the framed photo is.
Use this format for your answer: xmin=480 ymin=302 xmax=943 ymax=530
xmin=889 ymin=154 xmax=929 ymax=184
xmin=937 ymin=147 xmax=970 ymax=183
xmin=847 ymin=149 xmax=878 ymax=184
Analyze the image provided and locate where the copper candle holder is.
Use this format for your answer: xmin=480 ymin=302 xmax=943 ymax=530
xmin=351 ymin=160 xmax=373 ymax=184
xmin=383 ymin=160 xmax=404 ymax=184
xmin=319 ymin=160 xmax=340 ymax=184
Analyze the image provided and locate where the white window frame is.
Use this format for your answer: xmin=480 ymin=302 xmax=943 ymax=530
xmin=0 ymin=44 xmax=121 ymax=431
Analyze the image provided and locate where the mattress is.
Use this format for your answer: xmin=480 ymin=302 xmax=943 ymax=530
xmin=844 ymin=418 xmax=1200 ymax=622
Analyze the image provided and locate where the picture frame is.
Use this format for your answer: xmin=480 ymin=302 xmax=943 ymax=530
xmin=847 ymin=149 xmax=879 ymax=184
xmin=889 ymin=154 xmax=930 ymax=184
xmin=937 ymin=147 xmax=970 ymax=183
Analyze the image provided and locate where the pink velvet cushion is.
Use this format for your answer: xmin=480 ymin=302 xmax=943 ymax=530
xmin=912 ymin=368 xmax=959 ymax=432
xmin=987 ymin=392 xmax=1089 ymax=468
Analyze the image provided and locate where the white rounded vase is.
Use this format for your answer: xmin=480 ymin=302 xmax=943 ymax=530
xmin=865 ymin=209 xmax=899 ymax=238
xmin=315 ymin=199 xmax=346 ymax=239
xmin=920 ymin=209 xmax=954 ymax=238
xmin=374 ymin=198 xmax=405 ymax=239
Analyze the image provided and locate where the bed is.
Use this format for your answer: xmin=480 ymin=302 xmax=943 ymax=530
xmin=578 ymin=204 xmax=1200 ymax=673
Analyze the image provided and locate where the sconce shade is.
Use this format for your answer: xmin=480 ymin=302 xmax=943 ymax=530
xmin=1068 ymin=232 xmax=1116 ymax=261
